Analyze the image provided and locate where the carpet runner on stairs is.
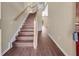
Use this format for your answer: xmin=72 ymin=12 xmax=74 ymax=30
xmin=13 ymin=13 xmax=36 ymax=47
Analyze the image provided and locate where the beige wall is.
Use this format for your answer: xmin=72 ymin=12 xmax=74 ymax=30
xmin=0 ymin=2 xmax=1 ymax=27
xmin=37 ymin=11 xmax=42 ymax=31
xmin=42 ymin=16 xmax=48 ymax=28
xmin=0 ymin=29 xmax=1 ymax=55
xmin=0 ymin=2 xmax=1 ymax=55
xmin=1 ymin=2 xmax=28 ymax=54
xmin=0 ymin=2 xmax=1 ymax=20
xmin=45 ymin=2 xmax=76 ymax=55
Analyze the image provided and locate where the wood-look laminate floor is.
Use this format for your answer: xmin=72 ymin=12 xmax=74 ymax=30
xmin=4 ymin=27 xmax=64 ymax=56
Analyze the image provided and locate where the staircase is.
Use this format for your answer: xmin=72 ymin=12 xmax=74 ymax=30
xmin=13 ymin=13 xmax=36 ymax=47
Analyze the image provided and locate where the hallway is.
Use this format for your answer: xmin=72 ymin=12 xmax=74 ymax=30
xmin=4 ymin=27 xmax=64 ymax=56
xmin=1 ymin=10 xmax=65 ymax=56
xmin=0 ymin=2 xmax=78 ymax=56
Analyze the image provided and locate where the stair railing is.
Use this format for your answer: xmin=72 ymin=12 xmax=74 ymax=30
xmin=14 ymin=7 xmax=28 ymax=20
xmin=14 ymin=3 xmax=38 ymax=20
xmin=13 ymin=2 xmax=40 ymax=49
xmin=13 ymin=2 xmax=39 ymax=49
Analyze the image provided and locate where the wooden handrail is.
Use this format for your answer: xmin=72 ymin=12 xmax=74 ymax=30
xmin=14 ymin=2 xmax=48 ymax=21
xmin=14 ymin=7 xmax=28 ymax=20
xmin=14 ymin=3 xmax=37 ymax=20
xmin=14 ymin=2 xmax=47 ymax=21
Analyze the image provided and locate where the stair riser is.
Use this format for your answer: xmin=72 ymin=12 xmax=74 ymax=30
xmin=21 ymin=29 xmax=34 ymax=32
xmin=24 ymin=21 xmax=34 ymax=24
xmin=13 ymin=43 xmax=33 ymax=47
xmin=76 ymin=26 xmax=79 ymax=32
xmin=22 ymin=26 xmax=34 ymax=29
xmin=23 ymin=23 xmax=34 ymax=25
xmin=21 ymin=27 xmax=34 ymax=29
xmin=21 ymin=28 xmax=34 ymax=30
xmin=25 ymin=23 xmax=34 ymax=24
xmin=23 ymin=25 xmax=34 ymax=27
xmin=19 ymin=32 xmax=34 ymax=36
xmin=22 ymin=26 xmax=34 ymax=27
xmin=16 ymin=37 xmax=33 ymax=41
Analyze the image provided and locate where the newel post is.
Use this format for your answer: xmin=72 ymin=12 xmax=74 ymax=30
xmin=33 ymin=13 xmax=38 ymax=49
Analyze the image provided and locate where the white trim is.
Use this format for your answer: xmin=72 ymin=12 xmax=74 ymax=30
xmin=34 ymin=18 xmax=38 ymax=49
xmin=48 ymin=32 xmax=68 ymax=56
xmin=1 ymin=42 xmax=12 ymax=56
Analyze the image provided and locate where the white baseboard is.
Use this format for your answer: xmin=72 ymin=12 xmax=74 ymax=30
xmin=48 ymin=32 xmax=68 ymax=56
xmin=1 ymin=42 xmax=12 ymax=56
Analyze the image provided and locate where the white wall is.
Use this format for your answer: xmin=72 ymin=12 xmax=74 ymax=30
xmin=46 ymin=2 xmax=76 ymax=56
